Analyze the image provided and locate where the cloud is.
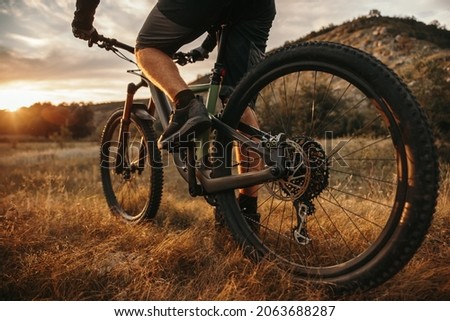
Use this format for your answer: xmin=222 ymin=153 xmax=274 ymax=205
xmin=0 ymin=0 xmax=143 ymax=86
xmin=0 ymin=44 xmax=135 ymax=84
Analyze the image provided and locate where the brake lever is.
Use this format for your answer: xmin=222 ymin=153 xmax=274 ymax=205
xmin=173 ymin=52 xmax=189 ymax=66
xmin=94 ymin=35 xmax=116 ymax=51
xmin=87 ymin=31 xmax=101 ymax=48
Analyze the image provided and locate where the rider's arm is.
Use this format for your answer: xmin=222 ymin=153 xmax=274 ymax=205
xmin=200 ymin=31 xmax=217 ymax=53
xmin=72 ymin=0 xmax=100 ymax=31
xmin=189 ymin=29 xmax=217 ymax=61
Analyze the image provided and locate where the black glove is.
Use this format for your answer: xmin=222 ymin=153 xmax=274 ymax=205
xmin=72 ymin=26 xmax=99 ymax=47
xmin=189 ymin=46 xmax=209 ymax=62
xmin=72 ymin=26 xmax=94 ymax=40
xmin=72 ymin=0 xmax=100 ymax=43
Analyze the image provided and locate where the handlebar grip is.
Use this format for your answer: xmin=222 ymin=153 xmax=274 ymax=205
xmin=119 ymin=42 xmax=135 ymax=54
xmin=95 ymin=34 xmax=135 ymax=54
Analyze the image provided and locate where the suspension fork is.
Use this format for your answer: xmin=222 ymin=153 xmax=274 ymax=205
xmin=115 ymin=80 xmax=148 ymax=175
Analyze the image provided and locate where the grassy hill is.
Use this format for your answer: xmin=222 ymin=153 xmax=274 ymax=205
xmin=1 ymin=142 xmax=449 ymax=300
xmin=286 ymin=14 xmax=449 ymax=156
xmin=281 ymin=14 xmax=450 ymax=158
xmin=285 ymin=15 xmax=449 ymax=90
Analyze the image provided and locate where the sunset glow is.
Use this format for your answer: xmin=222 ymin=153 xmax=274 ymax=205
xmin=0 ymin=85 xmax=53 ymax=112
xmin=0 ymin=82 xmax=139 ymax=112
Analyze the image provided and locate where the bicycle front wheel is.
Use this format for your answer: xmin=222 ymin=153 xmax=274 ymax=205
xmin=214 ymin=42 xmax=439 ymax=291
xmin=100 ymin=109 xmax=163 ymax=222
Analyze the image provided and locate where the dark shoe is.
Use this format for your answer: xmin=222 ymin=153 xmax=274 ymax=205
xmin=242 ymin=208 xmax=260 ymax=233
xmin=239 ymin=194 xmax=260 ymax=233
xmin=157 ymin=98 xmax=211 ymax=150
xmin=213 ymin=195 xmax=260 ymax=232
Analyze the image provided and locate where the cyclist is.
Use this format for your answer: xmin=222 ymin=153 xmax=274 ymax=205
xmin=71 ymin=0 xmax=276 ymax=225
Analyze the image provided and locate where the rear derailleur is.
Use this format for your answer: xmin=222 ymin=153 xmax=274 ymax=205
xmin=292 ymin=200 xmax=313 ymax=245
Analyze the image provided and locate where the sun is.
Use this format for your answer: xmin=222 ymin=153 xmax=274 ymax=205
xmin=0 ymin=85 xmax=59 ymax=112
xmin=0 ymin=88 xmax=39 ymax=112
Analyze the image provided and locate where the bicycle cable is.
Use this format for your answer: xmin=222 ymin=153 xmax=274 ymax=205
xmin=95 ymin=35 xmax=138 ymax=67
xmin=109 ymin=47 xmax=138 ymax=67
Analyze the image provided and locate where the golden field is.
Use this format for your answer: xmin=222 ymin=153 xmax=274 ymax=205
xmin=1 ymin=142 xmax=449 ymax=300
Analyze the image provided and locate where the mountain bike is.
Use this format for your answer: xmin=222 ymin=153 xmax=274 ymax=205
xmin=94 ymin=26 xmax=439 ymax=292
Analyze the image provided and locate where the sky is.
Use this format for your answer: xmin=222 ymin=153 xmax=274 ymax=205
xmin=0 ymin=0 xmax=449 ymax=111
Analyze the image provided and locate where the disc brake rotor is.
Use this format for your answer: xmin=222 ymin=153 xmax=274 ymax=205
xmin=265 ymin=136 xmax=328 ymax=202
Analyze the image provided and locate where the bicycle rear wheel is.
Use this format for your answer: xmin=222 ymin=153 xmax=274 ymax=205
xmin=100 ymin=108 xmax=163 ymax=222
xmin=214 ymin=42 xmax=439 ymax=291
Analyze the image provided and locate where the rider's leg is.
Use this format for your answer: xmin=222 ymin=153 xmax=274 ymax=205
xmin=135 ymin=2 xmax=227 ymax=102
xmin=136 ymin=47 xmax=188 ymax=103
xmin=237 ymin=107 xmax=263 ymax=198
xmin=236 ymin=107 xmax=263 ymax=229
xmin=135 ymin=5 xmax=213 ymax=148
xmin=221 ymin=1 xmax=276 ymax=215
xmin=137 ymin=47 xmax=211 ymax=149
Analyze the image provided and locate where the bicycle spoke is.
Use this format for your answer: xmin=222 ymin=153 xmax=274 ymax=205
xmin=309 ymin=71 xmax=317 ymax=136
xmin=318 ymin=193 xmax=385 ymax=229
xmin=314 ymin=199 xmax=350 ymax=265
xmin=328 ymin=168 xmax=396 ymax=186
xmin=340 ymin=135 xmax=392 ymax=159
xmin=315 ymin=96 xmax=367 ymax=135
xmin=251 ymin=66 xmax=398 ymax=270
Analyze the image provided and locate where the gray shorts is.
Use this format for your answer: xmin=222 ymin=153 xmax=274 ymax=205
xmin=136 ymin=1 xmax=276 ymax=96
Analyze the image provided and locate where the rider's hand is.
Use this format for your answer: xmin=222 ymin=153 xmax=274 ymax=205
xmin=72 ymin=26 xmax=99 ymax=47
xmin=189 ymin=46 xmax=209 ymax=62
xmin=72 ymin=26 xmax=97 ymax=41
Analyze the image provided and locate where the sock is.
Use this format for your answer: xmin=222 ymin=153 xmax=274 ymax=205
xmin=238 ymin=193 xmax=258 ymax=213
xmin=174 ymin=89 xmax=195 ymax=109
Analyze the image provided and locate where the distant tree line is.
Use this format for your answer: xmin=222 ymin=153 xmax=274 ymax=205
xmin=0 ymin=102 xmax=94 ymax=140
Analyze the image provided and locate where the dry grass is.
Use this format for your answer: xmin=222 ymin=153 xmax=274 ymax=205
xmin=0 ymin=142 xmax=449 ymax=300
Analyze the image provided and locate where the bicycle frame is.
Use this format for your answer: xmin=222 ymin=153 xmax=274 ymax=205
xmin=106 ymin=27 xmax=286 ymax=197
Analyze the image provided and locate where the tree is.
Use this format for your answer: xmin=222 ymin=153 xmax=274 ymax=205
xmin=409 ymin=60 xmax=450 ymax=160
xmin=66 ymin=104 xmax=95 ymax=139
xmin=0 ymin=102 xmax=95 ymax=140
xmin=368 ymin=9 xmax=381 ymax=18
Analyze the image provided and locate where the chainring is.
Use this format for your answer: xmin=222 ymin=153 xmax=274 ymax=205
xmin=265 ymin=136 xmax=329 ymax=204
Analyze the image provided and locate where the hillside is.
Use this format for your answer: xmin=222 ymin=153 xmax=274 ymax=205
xmin=285 ymin=14 xmax=450 ymax=159
xmin=285 ymin=14 xmax=449 ymax=79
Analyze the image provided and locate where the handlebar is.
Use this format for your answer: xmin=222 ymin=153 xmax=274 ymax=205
xmin=92 ymin=34 xmax=199 ymax=66
xmin=94 ymin=34 xmax=135 ymax=54
xmin=172 ymin=51 xmax=197 ymax=66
